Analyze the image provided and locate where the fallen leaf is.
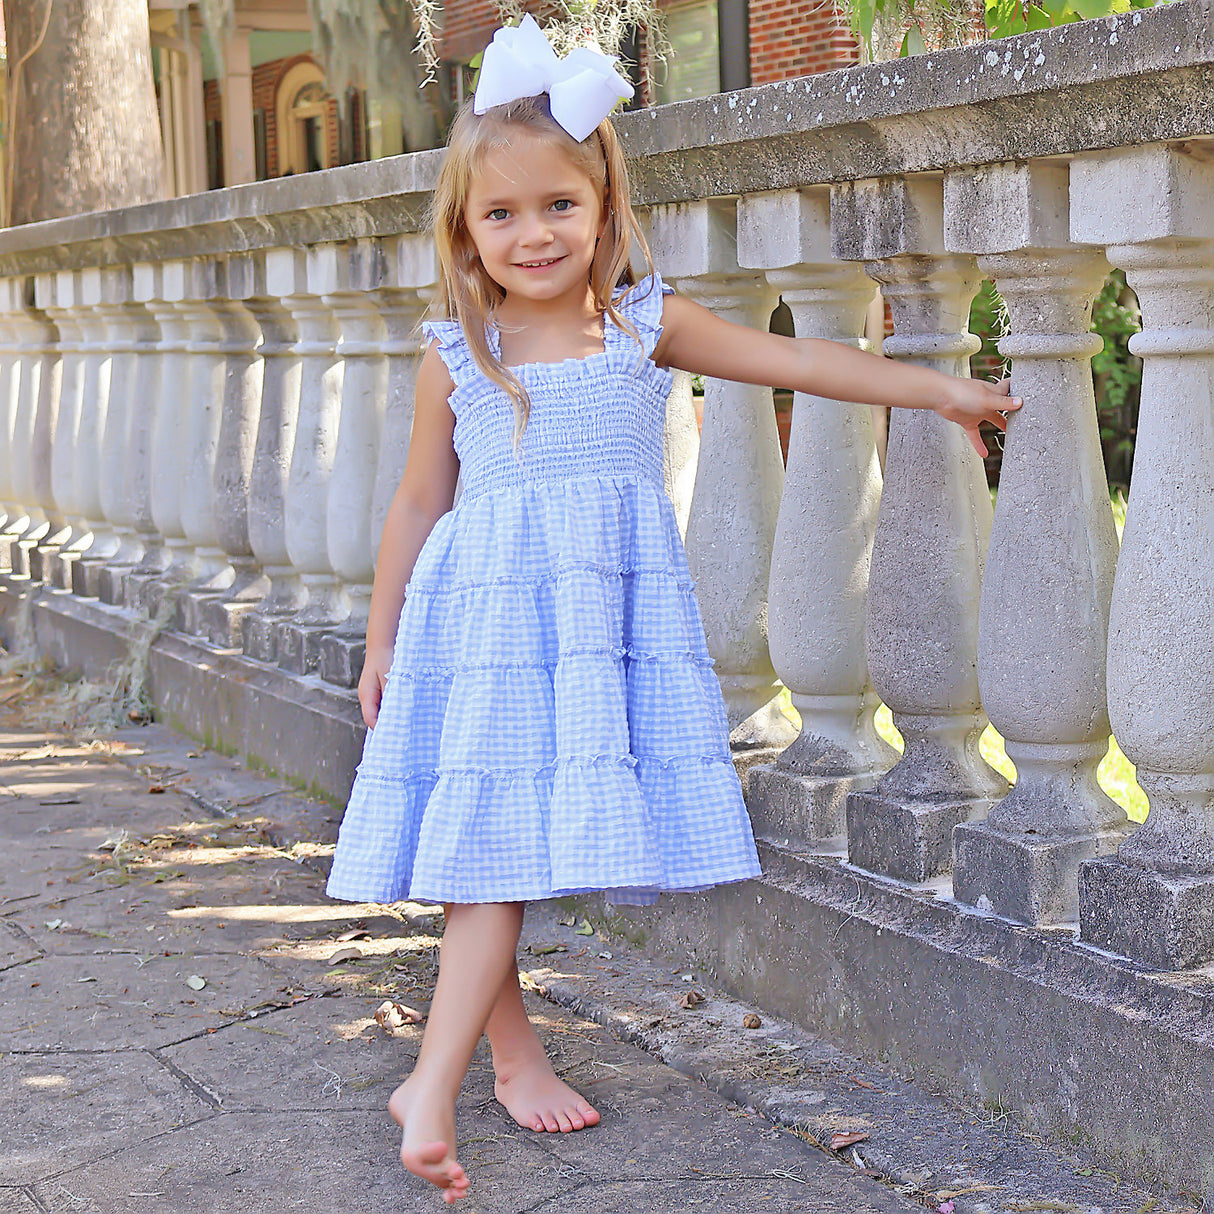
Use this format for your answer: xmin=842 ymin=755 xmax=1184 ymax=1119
xmin=335 ymin=929 xmax=371 ymax=943
xmin=830 ymin=1131 xmax=869 ymax=1151
xmin=326 ymin=946 xmax=364 ymax=964
xmin=77 ymin=975 xmax=98 ymax=983
xmin=374 ymin=999 xmax=425 ymax=1032
xmin=676 ymin=990 xmax=705 ymax=1009
xmin=574 ymin=919 xmax=594 ymax=936
xmin=528 ymin=943 xmax=566 ymax=956
xmin=185 ymin=975 xmax=207 ymax=991
xmin=39 ymin=797 xmax=80 ymax=806
xmin=44 ymin=919 xmax=64 ymax=931
xmin=558 ymin=914 xmax=577 ymax=927
xmin=147 ymin=785 xmax=166 ymax=794
xmin=743 ymin=1013 xmax=762 ymax=1029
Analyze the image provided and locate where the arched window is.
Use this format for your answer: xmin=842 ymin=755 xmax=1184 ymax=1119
xmin=275 ymin=62 xmax=333 ymax=175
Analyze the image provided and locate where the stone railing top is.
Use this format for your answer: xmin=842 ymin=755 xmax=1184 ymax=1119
xmin=0 ymin=0 xmax=1211 ymax=276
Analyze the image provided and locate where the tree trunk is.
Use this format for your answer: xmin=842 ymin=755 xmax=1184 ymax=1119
xmin=4 ymin=0 xmax=165 ymax=226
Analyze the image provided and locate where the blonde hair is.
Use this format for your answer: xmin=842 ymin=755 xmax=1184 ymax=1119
xmin=430 ymin=95 xmax=655 ymax=436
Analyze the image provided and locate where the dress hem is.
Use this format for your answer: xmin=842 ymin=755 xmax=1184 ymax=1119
xmin=325 ymin=865 xmax=763 ymax=909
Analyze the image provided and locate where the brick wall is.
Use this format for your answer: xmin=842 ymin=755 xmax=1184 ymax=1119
xmin=434 ymin=0 xmax=861 ymax=90
xmin=749 ymin=2 xmax=859 ymax=84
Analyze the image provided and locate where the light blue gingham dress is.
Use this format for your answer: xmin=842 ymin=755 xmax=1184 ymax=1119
xmin=325 ymin=274 xmax=761 ymax=906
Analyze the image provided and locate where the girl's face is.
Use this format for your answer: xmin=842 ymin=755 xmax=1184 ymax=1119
xmin=463 ymin=130 xmax=606 ymax=308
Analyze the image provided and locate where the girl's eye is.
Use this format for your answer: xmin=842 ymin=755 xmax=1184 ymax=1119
xmin=487 ymin=208 xmax=508 ymax=221
xmin=551 ymin=199 xmax=574 ymax=213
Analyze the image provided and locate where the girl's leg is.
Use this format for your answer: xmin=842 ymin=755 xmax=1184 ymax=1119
xmin=390 ymin=900 xmax=524 ymax=1203
xmin=485 ymin=965 xmax=601 ymax=1133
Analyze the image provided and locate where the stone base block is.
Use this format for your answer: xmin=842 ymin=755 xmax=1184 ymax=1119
xmin=241 ymin=611 xmax=284 ymax=664
xmin=27 ymin=546 xmax=57 ymax=585
xmin=43 ymin=550 xmax=79 ymax=591
xmin=9 ymin=541 xmax=31 ymax=579
xmin=847 ymin=791 xmax=985 ymax=883
xmin=122 ymin=571 xmax=162 ymax=615
xmin=1080 ymin=857 xmax=1214 ymax=970
xmin=276 ymin=621 xmax=336 ymax=676
xmin=96 ymin=564 xmax=135 ymax=606
xmin=139 ymin=579 xmax=184 ymax=623
xmin=747 ymin=765 xmax=876 ymax=852
xmin=317 ymin=631 xmax=365 ymax=689
xmin=177 ymin=589 xmax=229 ymax=638
xmin=199 ymin=597 xmax=259 ymax=651
xmin=70 ymin=557 xmax=109 ymax=599
xmin=953 ymin=820 xmax=1127 ymax=926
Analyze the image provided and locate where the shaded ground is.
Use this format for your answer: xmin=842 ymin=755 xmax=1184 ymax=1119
xmin=0 ymin=670 xmax=922 ymax=1213
xmin=0 ymin=662 xmax=1199 ymax=1213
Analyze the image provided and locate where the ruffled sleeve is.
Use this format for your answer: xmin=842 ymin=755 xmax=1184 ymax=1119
xmin=612 ymin=272 xmax=674 ymax=362
xmin=421 ymin=318 xmax=477 ymax=389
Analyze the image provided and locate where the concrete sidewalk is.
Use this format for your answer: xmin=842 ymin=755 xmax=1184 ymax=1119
xmin=1 ymin=664 xmax=1199 ymax=1214
xmin=0 ymin=679 xmax=920 ymax=1213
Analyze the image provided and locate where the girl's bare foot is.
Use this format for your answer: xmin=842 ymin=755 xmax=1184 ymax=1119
xmin=494 ymin=1057 xmax=601 ymax=1133
xmin=389 ymin=1078 xmax=469 ymax=1204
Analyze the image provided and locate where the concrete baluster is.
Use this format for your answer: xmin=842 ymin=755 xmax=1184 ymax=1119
xmin=69 ymin=268 xmax=125 ymax=596
xmin=369 ymin=234 xmax=439 ymax=563
xmin=1071 ymin=144 xmax=1214 ymax=969
xmin=648 ymin=199 xmax=794 ymax=750
xmin=96 ymin=269 xmax=163 ymax=605
xmin=7 ymin=290 xmax=60 ymax=580
xmin=133 ymin=260 xmax=198 ymax=614
xmin=0 ymin=281 xmax=27 ymax=560
xmin=632 ymin=207 xmax=700 ymax=539
xmin=943 ymin=162 xmax=1129 ymax=923
xmin=241 ymin=250 xmax=305 ymax=663
xmin=832 ymin=176 xmax=1006 ymax=883
xmin=662 ymin=370 xmax=699 ymax=540
xmin=39 ymin=272 xmax=90 ymax=588
xmin=736 ymin=187 xmax=895 ymax=850
xmin=278 ymin=244 xmax=348 ymax=675
xmin=172 ymin=261 xmax=235 ymax=632
xmin=194 ymin=254 xmax=269 ymax=647
xmin=317 ymin=241 xmax=388 ymax=688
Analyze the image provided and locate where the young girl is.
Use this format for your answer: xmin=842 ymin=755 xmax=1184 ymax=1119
xmin=326 ymin=18 xmax=1017 ymax=1204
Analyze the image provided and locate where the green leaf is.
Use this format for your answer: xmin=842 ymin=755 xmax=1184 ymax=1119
xmin=985 ymin=0 xmax=1024 ymax=39
xmin=899 ymin=24 xmax=928 ymax=56
xmin=1039 ymin=0 xmax=1071 ymax=21
xmin=1024 ymin=4 xmax=1055 ymax=28
xmin=852 ymin=0 xmax=876 ymax=46
xmin=1069 ymin=0 xmax=1116 ymax=18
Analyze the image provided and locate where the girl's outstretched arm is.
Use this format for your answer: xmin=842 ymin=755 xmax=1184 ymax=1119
xmin=359 ymin=341 xmax=460 ymax=729
xmin=653 ymin=292 xmax=1020 ymax=457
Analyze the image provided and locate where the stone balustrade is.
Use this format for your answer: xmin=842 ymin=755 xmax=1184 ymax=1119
xmin=1 ymin=1 xmax=1213 ymax=998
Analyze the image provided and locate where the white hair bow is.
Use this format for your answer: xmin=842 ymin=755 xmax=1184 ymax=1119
xmin=473 ymin=14 xmax=635 ymax=142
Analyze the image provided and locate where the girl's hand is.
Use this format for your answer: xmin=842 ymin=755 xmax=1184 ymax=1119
xmin=358 ymin=644 xmax=394 ymax=730
xmin=934 ymin=377 xmax=1022 ymax=458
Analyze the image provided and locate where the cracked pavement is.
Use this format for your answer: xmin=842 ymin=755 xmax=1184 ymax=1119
xmin=0 ymin=679 xmax=921 ymax=1213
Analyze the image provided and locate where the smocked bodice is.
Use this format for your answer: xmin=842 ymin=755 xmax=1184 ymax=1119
xmin=422 ymin=275 xmax=673 ymax=502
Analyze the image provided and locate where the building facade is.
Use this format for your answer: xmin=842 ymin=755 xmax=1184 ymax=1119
xmin=144 ymin=0 xmax=859 ymax=197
